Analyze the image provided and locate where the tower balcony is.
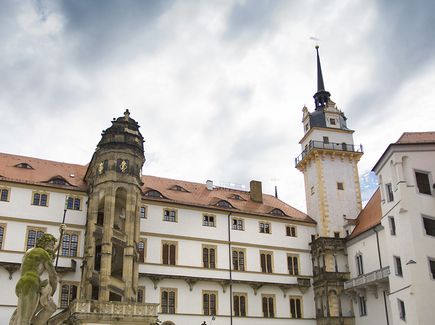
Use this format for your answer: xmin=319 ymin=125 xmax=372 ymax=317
xmin=295 ymin=140 xmax=363 ymax=167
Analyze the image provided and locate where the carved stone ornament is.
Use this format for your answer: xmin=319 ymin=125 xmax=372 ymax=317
xmin=120 ymin=160 xmax=128 ymax=173
xmin=98 ymin=161 xmax=104 ymax=175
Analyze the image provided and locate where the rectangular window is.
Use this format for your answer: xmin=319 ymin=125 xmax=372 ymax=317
xmin=337 ymin=182 xmax=344 ymax=190
xmin=330 ymin=118 xmax=336 ymax=125
xmin=32 ymin=192 xmax=49 ymax=207
xmin=0 ymin=188 xmax=10 ymax=202
xmin=66 ymin=196 xmax=81 ymax=210
xmin=356 ymin=254 xmax=364 ymax=276
xmin=61 ymin=231 xmax=79 ymax=257
xmin=232 ymin=218 xmax=244 ymax=230
xmin=59 ymin=283 xmax=78 ymax=308
xmin=289 ymin=296 xmax=303 ymax=318
xmin=262 ymin=295 xmax=275 ymax=318
xmin=394 ymin=256 xmax=403 ymax=276
xmin=429 ymin=258 xmax=435 ymax=279
xmin=334 ymin=232 xmax=340 ymax=238
xmin=415 ymin=171 xmax=431 ymax=195
xmin=138 ymin=239 xmax=146 ymax=263
xmin=323 ymin=136 xmax=329 ymax=144
xmin=203 ymin=291 xmax=217 ymax=316
xmin=358 ymin=296 xmax=367 ymax=316
xmin=25 ymin=227 xmax=46 ymax=251
xmin=398 ymin=299 xmax=406 ymax=320
xmin=259 ymin=222 xmax=271 ymax=234
xmin=233 ymin=293 xmax=247 ymax=317
xmin=140 ymin=206 xmax=147 ymax=219
xmin=203 ymin=214 xmax=215 ymax=227
xmin=389 ymin=216 xmax=396 ymax=236
xmin=161 ymin=288 xmax=176 ymax=314
xmin=287 ymin=255 xmax=299 ymax=275
xmin=162 ymin=242 xmax=177 ymax=265
xmin=423 ymin=216 xmax=435 ymax=237
xmin=0 ymin=224 xmax=6 ymax=250
xmin=286 ymin=225 xmax=297 ymax=237
xmin=232 ymin=248 xmax=246 ymax=271
xmin=386 ymin=183 xmax=394 ymax=202
xmin=203 ymin=245 xmax=216 ymax=269
xmin=137 ymin=287 xmax=145 ymax=303
xmin=163 ymin=209 xmax=177 ymax=222
xmin=260 ymin=251 xmax=273 ymax=273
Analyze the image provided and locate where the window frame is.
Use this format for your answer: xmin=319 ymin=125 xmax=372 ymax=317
xmin=137 ymin=238 xmax=147 ymax=263
xmin=31 ymin=191 xmax=49 ymax=207
xmin=202 ymin=214 xmax=216 ymax=227
xmin=385 ymin=183 xmax=394 ymax=202
xmin=140 ymin=205 xmax=148 ymax=219
xmin=66 ymin=196 xmax=82 ymax=211
xmin=163 ymin=208 xmax=178 ymax=222
xmin=162 ymin=241 xmax=177 ymax=265
xmin=0 ymin=187 xmax=10 ymax=202
xmin=202 ymin=244 xmax=217 ymax=269
xmin=59 ymin=282 xmax=79 ymax=309
xmin=423 ymin=215 xmax=435 ymax=237
xmin=231 ymin=217 xmax=244 ymax=231
xmin=428 ymin=257 xmax=435 ymax=280
xmin=389 ymin=216 xmax=396 ymax=236
xmin=0 ymin=223 xmax=7 ymax=250
xmin=415 ymin=170 xmax=432 ymax=195
xmin=60 ymin=230 xmax=80 ymax=257
xmin=337 ymin=182 xmax=344 ymax=190
xmin=233 ymin=292 xmax=248 ymax=317
xmin=261 ymin=294 xmax=275 ymax=318
xmin=260 ymin=250 xmax=274 ymax=273
xmin=398 ymin=299 xmax=406 ymax=320
xmin=202 ymin=290 xmax=218 ymax=316
xmin=394 ymin=256 xmax=403 ymax=277
xmin=232 ymin=247 xmax=246 ymax=271
xmin=289 ymin=296 xmax=303 ymax=319
xmin=160 ymin=288 xmax=177 ymax=314
xmin=259 ymin=221 xmax=271 ymax=234
xmin=25 ymin=226 xmax=47 ymax=251
xmin=286 ymin=225 xmax=297 ymax=237
xmin=356 ymin=253 xmax=364 ymax=276
xmin=287 ymin=254 xmax=300 ymax=276
xmin=137 ymin=286 xmax=146 ymax=303
xmin=358 ymin=296 xmax=367 ymax=316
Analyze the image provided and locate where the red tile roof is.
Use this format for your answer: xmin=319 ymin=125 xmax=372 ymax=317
xmin=396 ymin=132 xmax=435 ymax=144
xmin=349 ymin=188 xmax=382 ymax=239
xmin=141 ymin=175 xmax=314 ymax=223
xmin=0 ymin=152 xmax=87 ymax=190
xmin=0 ymin=152 xmax=315 ymax=224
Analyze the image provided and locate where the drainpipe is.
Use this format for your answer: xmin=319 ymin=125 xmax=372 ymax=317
xmin=374 ymin=227 xmax=389 ymax=325
xmin=227 ymin=212 xmax=233 ymax=325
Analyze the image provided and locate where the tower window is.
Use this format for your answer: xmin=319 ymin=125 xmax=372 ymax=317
xmin=310 ymin=186 xmax=315 ymax=195
xmin=385 ymin=183 xmax=394 ymax=202
xmin=415 ymin=171 xmax=432 ymax=195
xmin=337 ymin=182 xmax=344 ymax=190
xmin=334 ymin=232 xmax=340 ymax=238
xmin=356 ymin=253 xmax=364 ymax=276
xmin=323 ymin=136 xmax=329 ymax=144
xmin=394 ymin=256 xmax=403 ymax=276
xmin=398 ymin=299 xmax=406 ymax=320
xmin=305 ymin=123 xmax=309 ymax=131
xmin=389 ymin=216 xmax=396 ymax=236
xmin=330 ymin=118 xmax=336 ymax=125
xmin=423 ymin=216 xmax=435 ymax=237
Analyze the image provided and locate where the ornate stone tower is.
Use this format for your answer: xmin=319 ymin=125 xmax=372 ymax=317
xmin=81 ymin=109 xmax=145 ymax=302
xmin=295 ymin=47 xmax=363 ymax=324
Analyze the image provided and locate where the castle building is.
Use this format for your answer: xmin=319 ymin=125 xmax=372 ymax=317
xmin=0 ymin=47 xmax=434 ymax=325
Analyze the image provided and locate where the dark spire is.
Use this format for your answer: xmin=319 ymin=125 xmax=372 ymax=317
xmin=313 ymin=45 xmax=331 ymax=109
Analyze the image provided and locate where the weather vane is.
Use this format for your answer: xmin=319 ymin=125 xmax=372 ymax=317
xmin=309 ymin=36 xmax=321 ymax=48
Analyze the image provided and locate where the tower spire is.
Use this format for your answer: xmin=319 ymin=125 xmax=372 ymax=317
xmin=313 ymin=45 xmax=331 ymax=109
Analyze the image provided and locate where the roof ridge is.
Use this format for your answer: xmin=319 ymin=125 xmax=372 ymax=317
xmin=0 ymin=151 xmax=88 ymax=168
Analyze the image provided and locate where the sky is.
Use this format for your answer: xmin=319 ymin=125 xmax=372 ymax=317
xmin=1 ymin=0 xmax=434 ymax=212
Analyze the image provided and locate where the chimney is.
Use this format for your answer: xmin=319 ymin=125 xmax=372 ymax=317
xmin=250 ymin=180 xmax=263 ymax=203
xmin=206 ymin=180 xmax=213 ymax=191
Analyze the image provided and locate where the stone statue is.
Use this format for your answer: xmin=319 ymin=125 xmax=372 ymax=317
xmin=9 ymin=225 xmax=65 ymax=325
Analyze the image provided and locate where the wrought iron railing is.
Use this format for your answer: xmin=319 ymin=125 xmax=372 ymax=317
xmin=295 ymin=140 xmax=363 ymax=166
xmin=344 ymin=266 xmax=390 ymax=290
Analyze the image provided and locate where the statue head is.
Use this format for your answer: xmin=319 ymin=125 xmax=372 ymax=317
xmin=36 ymin=234 xmax=57 ymax=257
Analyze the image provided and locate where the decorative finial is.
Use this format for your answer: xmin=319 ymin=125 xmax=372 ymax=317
xmin=124 ymin=109 xmax=130 ymax=121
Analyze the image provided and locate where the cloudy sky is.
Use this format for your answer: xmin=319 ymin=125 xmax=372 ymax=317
xmin=1 ymin=0 xmax=434 ymax=212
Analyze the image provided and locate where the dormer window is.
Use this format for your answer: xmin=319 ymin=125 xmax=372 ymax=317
xmin=48 ymin=177 xmax=68 ymax=185
xmin=170 ymin=185 xmax=188 ymax=192
xmin=270 ymin=208 xmax=285 ymax=216
xmin=144 ymin=190 xmax=164 ymax=199
xmin=216 ymin=200 xmax=233 ymax=209
xmin=229 ymin=194 xmax=245 ymax=201
xmin=15 ymin=162 xmax=33 ymax=169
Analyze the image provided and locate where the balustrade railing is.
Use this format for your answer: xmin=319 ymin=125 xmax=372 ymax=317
xmin=344 ymin=266 xmax=390 ymax=290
